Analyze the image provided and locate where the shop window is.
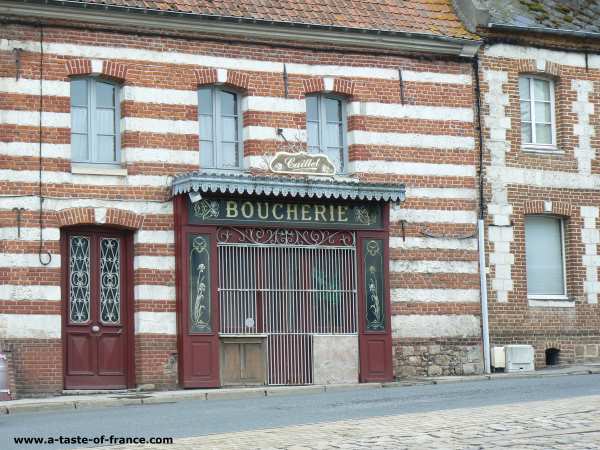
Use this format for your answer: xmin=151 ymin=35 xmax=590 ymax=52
xmin=525 ymin=215 xmax=567 ymax=299
xmin=198 ymin=86 xmax=242 ymax=170
xmin=519 ymin=76 xmax=556 ymax=149
xmin=70 ymin=78 xmax=120 ymax=164
xmin=306 ymin=94 xmax=348 ymax=173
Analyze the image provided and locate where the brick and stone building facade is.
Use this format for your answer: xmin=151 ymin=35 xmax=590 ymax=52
xmin=0 ymin=0 xmax=488 ymax=397
xmin=455 ymin=0 xmax=600 ymax=368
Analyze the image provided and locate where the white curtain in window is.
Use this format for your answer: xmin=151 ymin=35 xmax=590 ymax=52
xmin=525 ymin=216 xmax=565 ymax=296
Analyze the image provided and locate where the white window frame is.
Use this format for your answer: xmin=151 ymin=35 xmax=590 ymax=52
xmin=70 ymin=77 xmax=121 ymax=165
xmin=525 ymin=215 xmax=568 ymax=301
xmin=198 ymin=86 xmax=243 ymax=170
xmin=519 ymin=75 xmax=557 ymax=151
xmin=306 ymin=94 xmax=349 ymax=174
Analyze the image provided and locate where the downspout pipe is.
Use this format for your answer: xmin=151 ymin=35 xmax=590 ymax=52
xmin=473 ymin=53 xmax=491 ymax=374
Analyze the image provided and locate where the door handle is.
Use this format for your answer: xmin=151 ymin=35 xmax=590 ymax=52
xmin=91 ymin=325 xmax=100 ymax=333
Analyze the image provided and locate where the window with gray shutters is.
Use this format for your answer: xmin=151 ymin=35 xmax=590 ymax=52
xmin=306 ymin=95 xmax=348 ymax=173
xmin=198 ymin=86 xmax=242 ymax=170
xmin=70 ymin=78 xmax=120 ymax=164
xmin=525 ymin=215 xmax=567 ymax=298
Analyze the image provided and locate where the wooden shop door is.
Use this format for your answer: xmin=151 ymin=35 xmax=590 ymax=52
xmin=63 ymin=228 xmax=133 ymax=389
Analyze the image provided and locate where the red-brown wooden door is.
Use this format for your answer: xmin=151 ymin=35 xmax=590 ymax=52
xmin=63 ymin=229 xmax=132 ymax=389
xmin=179 ymin=228 xmax=220 ymax=387
xmin=357 ymin=231 xmax=393 ymax=382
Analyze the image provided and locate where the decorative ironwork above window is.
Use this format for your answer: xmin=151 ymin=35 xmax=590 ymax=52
xmin=216 ymin=227 xmax=356 ymax=247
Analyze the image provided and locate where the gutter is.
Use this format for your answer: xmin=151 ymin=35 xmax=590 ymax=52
xmin=489 ymin=22 xmax=600 ymax=41
xmin=0 ymin=0 xmax=481 ymax=57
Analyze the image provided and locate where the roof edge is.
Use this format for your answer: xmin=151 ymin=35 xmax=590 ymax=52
xmin=0 ymin=0 xmax=481 ymax=57
xmin=488 ymin=22 xmax=600 ymax=41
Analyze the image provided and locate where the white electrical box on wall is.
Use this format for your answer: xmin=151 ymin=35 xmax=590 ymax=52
xmin=491 ymin=346 xmax=505 ymax=370
xmin=505 ymin=345 xmax=535 ymax=372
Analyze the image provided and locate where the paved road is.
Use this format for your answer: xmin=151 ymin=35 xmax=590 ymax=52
xmin=3 ymin=374 xmax=600 ymax=449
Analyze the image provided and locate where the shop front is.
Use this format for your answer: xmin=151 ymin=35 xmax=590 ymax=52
xmin=172 ymin=173 xmax=404 ymax=388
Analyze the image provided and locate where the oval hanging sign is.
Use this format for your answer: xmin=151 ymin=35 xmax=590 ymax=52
xmin=269 ymin=151 xmax=336 ymax=177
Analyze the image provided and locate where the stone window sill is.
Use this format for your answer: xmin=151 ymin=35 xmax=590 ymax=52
xmin=71 ymin=164 xmax=128 ymax=176
xmin=528 ymin=297 xmax=574 ymax=308
xmin=521 ymin=145 xmax=564 ymax=155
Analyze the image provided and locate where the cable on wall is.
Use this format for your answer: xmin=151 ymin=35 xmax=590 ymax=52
xmin=38 ymin=23 xmax=51 ymax=266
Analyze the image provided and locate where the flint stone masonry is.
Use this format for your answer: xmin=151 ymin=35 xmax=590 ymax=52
xmin=394 ymin=343 xmax=482 ymax=378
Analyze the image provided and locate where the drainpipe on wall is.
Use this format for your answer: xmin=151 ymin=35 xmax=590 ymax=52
xmin=473 ymin=54 xmax=491 ymax=375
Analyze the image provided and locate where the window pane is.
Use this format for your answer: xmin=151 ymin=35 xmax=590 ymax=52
xmin=200 ymin=140 xmax=214 ymax=167
xmin=521 ymin=123 xmax=532 ymax=144
xmin=96 ymin=82 xmax=115 ymax=108
xmin=96 ymin=108 xmax=115 ymax=134
xmin=534 ymin=79 xmax=551 ymax=101
xmin=325 ymin=98 xmax=341 ymax=122
xmin=536 ymin=124 xmax=552 ymax=144
xmin=535 ymin=101 xmax=551 ymax=123
xmin=71 ymin=79 xmax=88 ymax=106
xmin=199 ymin=115 xmax=213 ymax=140
xmin=520 ymin=101 xmax=531 ymax=122
xmin=96 ymin=135 xmax=117 ymax=162
xmin=71 ymin=107 xmax=88 ymax=133
xmin=307 ymin=121 xmax=320 ymax=149
xmin=220 ymin=91 xmax=237 ymax=116
xmin=326 ymin=147 xmax=341 ymax=170
xmin=222 ymin=116 xmax=238 ymax=142
xmin=220 ymin=142 xmax=238 ymax=167
xmin=518 ymin=77 xmax=530 ymax=100
xmin=71 ymin=134 xmax=88 ymax=161
xmin=326 ymin=122 xmax=341 ymax=147
xmin=198 ymin=88 xmax=212 ymax=115
xmin=306 ymin=96 xmax=318 ymax=121
xmin=525 ymin=216 xmax=565 ymax=295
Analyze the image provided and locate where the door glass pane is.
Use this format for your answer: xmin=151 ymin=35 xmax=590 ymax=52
xmin=521 ymin=122 xmax=532 ymax=144
xmin=96 ymin=82 xmax=115 ymax=108
xmin=100 ymin=238 xmax=121 ymax=324
xmin=96 ymin=135 xmax=117 ymax=162
xmin=190 ymin=235 xmax=211 ymax=333
xmin=71 ymin=79 xmax=88 ymax=107
xmin=534 ymin=79 xmax=551 ymax=101
xmin=69 ymin=236 xmax=91 ymax=324
xmin=525 ymin=216 xmax=565 ymax=295
xmin=71 ymin=134 xmax=89 ymax=161
xmin=535 ymin=123 xmax=552 ymax=144
xmin=198 ymin=88 xmax=212 ymax=115
xmin=306 ymin=96 xmax=318 ymax=121
xmin=535 ymin=101 xmax=551 ymax=123
xmin=96 ymin=108 xmax=115 ymax=135
xmin=364 ymin=239 xmax=385 ymax=331
xmin=520 ymin=101 xmax=531 ymax=122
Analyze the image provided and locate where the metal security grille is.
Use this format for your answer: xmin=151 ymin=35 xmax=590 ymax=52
xmin=217 ymin=227 xmax=357 ymax=385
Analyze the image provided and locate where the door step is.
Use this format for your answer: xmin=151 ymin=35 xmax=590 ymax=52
xmin=62 ymin=389 xmax=130 ymax=396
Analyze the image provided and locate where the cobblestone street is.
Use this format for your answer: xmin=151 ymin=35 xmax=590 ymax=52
xmin=91 ymin=394 xmax=600 ymax=450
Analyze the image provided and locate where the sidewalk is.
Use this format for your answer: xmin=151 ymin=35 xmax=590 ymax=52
xmin=3 ymin=365 xmax=599 ymax=415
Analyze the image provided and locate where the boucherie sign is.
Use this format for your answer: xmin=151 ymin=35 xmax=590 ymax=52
xmin=269 ymin=152 xmax=335 ymax=176
xmin=189 ymin=197 xmax=382 ymax=229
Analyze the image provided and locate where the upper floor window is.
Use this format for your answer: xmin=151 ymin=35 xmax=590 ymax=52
xmin=519 ymin=76 xmax=556 ymax=148
xmin=70 ymin=78 xmax=119 ymax=164
xmin=525 ymin=215 xmax=567 ymax=299
xmin=198 ymin=86 xmax=242 ymax=170
xmin=306 ymin=95 xmax=347 ymax=173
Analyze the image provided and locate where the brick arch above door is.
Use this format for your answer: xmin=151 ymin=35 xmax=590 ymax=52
xmin=57 ymin=207 xmax=143 ymax=230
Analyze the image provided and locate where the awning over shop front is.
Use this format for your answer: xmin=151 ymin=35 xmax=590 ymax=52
xmin=171 ymin=171 xmax=405 ymax=203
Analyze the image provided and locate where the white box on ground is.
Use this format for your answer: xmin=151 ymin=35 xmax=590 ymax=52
xmin=491 ymin=346 xmax=506 ymax=369
xmin=505 ymin=345 xmax=535 ymax=372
